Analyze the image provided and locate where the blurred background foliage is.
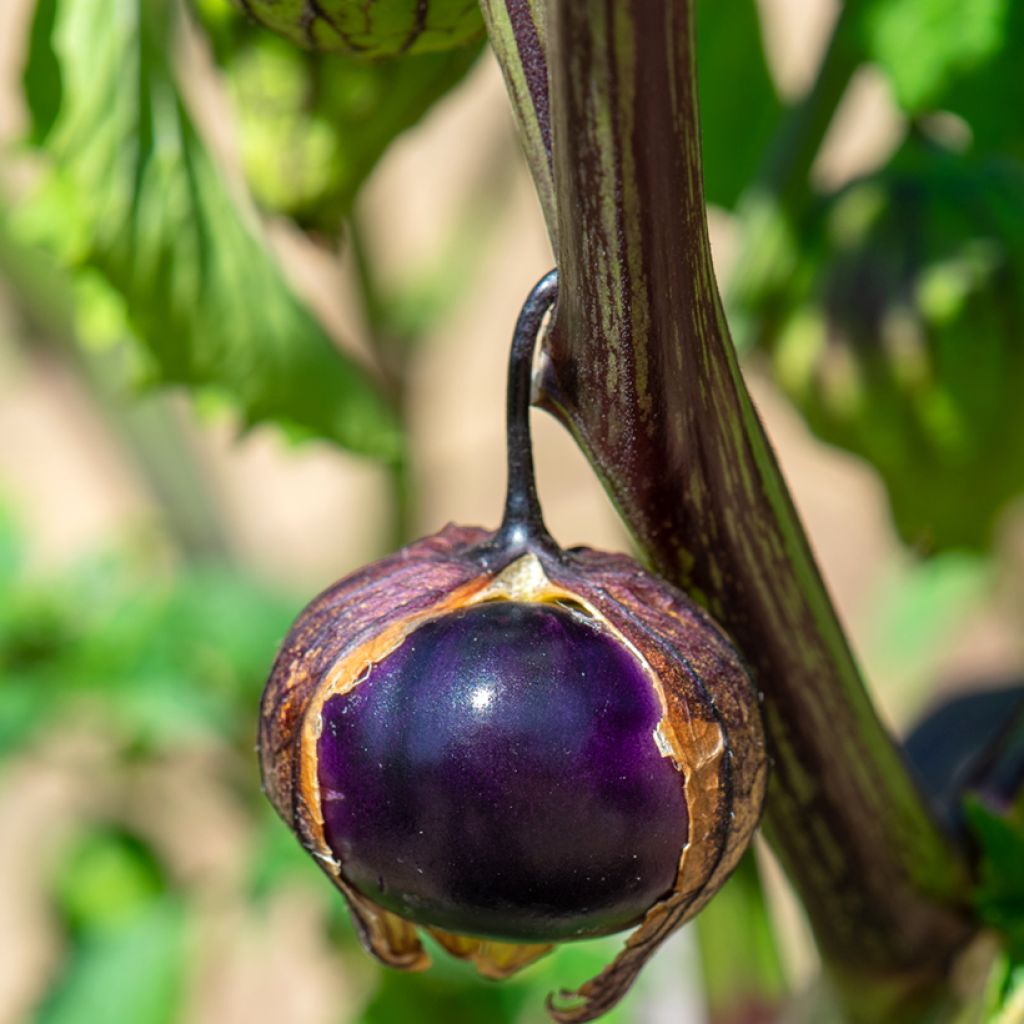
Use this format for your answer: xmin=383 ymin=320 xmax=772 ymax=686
xmin=0 ymin=0 xmax=1022 ymax=1021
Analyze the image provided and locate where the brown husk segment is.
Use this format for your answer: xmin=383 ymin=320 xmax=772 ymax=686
xmin=540 ymin=547 xmax=766 ymax=1023
xmin=259 ymin=523 xmax=492 ymax=970
xmin=427 ymin=930 xmax=552 ymax=979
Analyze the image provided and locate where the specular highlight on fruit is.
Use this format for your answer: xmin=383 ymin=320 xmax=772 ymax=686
xmin=258 ymin=271 xmax=767 ymax=1022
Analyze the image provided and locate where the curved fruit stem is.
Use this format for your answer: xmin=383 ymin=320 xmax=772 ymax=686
xmin=491 ymin=269 xmax=560 ymax=556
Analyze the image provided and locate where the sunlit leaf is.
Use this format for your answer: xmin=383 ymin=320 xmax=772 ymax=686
xmin=221 ymin=0 xmax=483 ymax=58
xmin=21 ymin=0 xmax=401 ymax=459
xmin=964 ymin=797 xmax=1024 ymax=958
xmin=980 ymin=951 xmax=1024 ymax=1023
xmin=861 ymin=0 xmax=1008 ymax=111
xmin=194 ymin=5 xmax=483 ymax=229
xmin=860 ymin=0 xmax=1024 ymax=157
xmin=36 ymin=901 xmax=186 ymax=1024
xmin=51 ymin=828 xmax=167 ymax=935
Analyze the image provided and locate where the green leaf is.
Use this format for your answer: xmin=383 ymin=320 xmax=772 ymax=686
xmin=195 ymin=8 xmax=483 ymax=229
xmin=981 ymin=952 xmax=1024 ymax=1023
xmin=361 ymin=962 xmax=525 ymax=1024
xmin=247 ymin=807 xmax=325 ymax=901
xmin=22 ymin=0 xmax=62 ymax=144
xmin=0 ymin=502 xmax=23 ymax=592
xmin=761 ymin=141 xmax=1024 ymax=550
xmin=696 ymin=0 xmax=782 ymax=209
xmin=36 ymin=901 xmax=186 ymax=1024
xmin=964 ymin=797 xmax=1024 ymax=958
xmin=859 ymin=0 xmax=1024 ymax=158
xmin=861 ymin=0 xmax=1010 ymax=113
xmin=0 ymin=520 xmax=298 ymax=761
xmin=695 ymin=851 xmax=785 ymax=1015
xmin=938 ymin=3 xmax=1024 ymax=158
xmin=51 ymin=828 xmax=167 ymax=935
xmin=22 ymin=0 xmax=401 ymax=459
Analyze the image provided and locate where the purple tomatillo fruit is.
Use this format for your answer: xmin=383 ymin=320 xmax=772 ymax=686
xmin=317 ymin=600 xmax=689 ymax=941
xmin=258 ymin=272 xmax=766 ymax=1023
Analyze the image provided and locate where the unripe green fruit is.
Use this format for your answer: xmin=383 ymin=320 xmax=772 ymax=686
xmin=237 ymin=0 xmax=484 ymax=57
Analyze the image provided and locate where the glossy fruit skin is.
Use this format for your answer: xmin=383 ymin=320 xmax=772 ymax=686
xmin=316 ymin=601 xmax=689 ymax=942
xmin=238 ymin=0 xmax=484 ymax=57
xmin=259 ymin=523 xmax=766 ymax=1022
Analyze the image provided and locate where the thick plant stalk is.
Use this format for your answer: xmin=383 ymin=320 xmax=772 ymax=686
xmin=478 ymin=0 xmax=555 ymax=238
xmin=482 ymin=0 xmax=975 ymax=1016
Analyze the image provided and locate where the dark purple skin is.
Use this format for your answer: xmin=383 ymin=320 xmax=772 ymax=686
xmin=316 ymin=601 xmax=689 ymax=943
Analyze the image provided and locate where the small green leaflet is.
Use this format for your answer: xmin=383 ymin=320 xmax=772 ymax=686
xmin=859 ymin=0 xmax=1023 ymax=157
xmin=861 ymin=0 xmax=1008 ymax=111
xmin=964 ymin=796 xmax=1024 ymax=958
xmin=21 ymin=0 xmax=401 ymax=460
xmin=969 ymin=793 xmax=1024 ymax=1024
xmin=35 ymin=901 xmax=186 ymax=1024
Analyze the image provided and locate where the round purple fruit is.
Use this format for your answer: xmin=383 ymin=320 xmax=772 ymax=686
xmin=316 ymin=600 xmax=689 ymax=942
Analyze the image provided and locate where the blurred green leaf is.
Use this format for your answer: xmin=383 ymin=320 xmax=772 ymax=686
xmin=247 ymin=805 xmax=326 ymax=901
xmin=979 ymin=951 xmax=1024 ymax=1023
xmin=937 ymin=4 xmax=1024 ymax=159
xmin=696 ymin=0 xmax=782 ymax=210
xmin=0 ymin=502 xmax=23 ymax=591
xmin=20 ymin=0 xmax=401 ymax=460
xmin=861 ymin=0 xmax=1010 ymax=113
xmin=361 ymin=962 xmax=525 ymax=1024
xmin=964 ymin=797 xmax=1024 ymax=958
xmin=505 ymin=936 xmax=639 ymax=1024
xmin=39 ymin=831 xmax=184 ymax=1024
xmin=859 ymin=0 xmax=1024 ymax=158
xmin=359 ymin=933 xmax=642 ymax=1024
xmin=22 ymin=0 xmax=61 ymax=144
xmin=0 ymin=509 xmax=298 ymax=760
xmin=51 ymin=828 xmax=167 ymax=935
xmin=0 ymin=683 xmax=51 ymax=760
xmin=695 ymin=851 xmax=785 ymax=1018
xmin=64 ymin=563 xmax=298 ymax=747
xmin=36 ymin=900 xmax=186 ymax=1024
xmin=194 ymin=5 xmax=482 ymax=230
xmin=759 ymin=140 xmax=1024 ymax=550
xmin=865 ymin=552 xmax=992 ymax=705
